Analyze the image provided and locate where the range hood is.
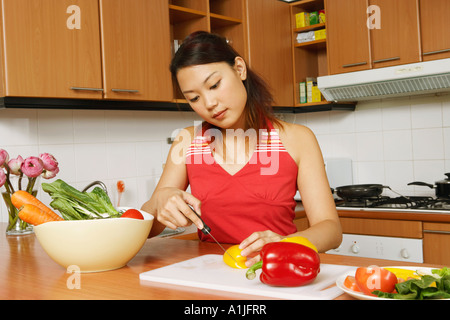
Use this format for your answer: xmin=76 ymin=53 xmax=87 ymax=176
xmin=318 ymin=58 xmax=450 ymax=102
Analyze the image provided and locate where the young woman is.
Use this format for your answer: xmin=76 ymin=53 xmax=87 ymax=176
xmin=142 ymin=31 xmax=341 ymax=266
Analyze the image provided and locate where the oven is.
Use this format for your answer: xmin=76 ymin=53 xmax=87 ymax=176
xmin=326 ymin=184 xmax=450 ymax=263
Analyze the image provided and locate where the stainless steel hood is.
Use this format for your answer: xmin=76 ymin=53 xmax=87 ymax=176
xmin=318 ymin=58 xmax=450 ymax=102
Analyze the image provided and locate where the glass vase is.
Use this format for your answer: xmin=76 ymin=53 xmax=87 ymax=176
xmin=1 ymin=175 xmax=39 ymax=235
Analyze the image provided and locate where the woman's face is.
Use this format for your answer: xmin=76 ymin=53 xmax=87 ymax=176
xmin=177 ymin=57 xmax=248 ymax=130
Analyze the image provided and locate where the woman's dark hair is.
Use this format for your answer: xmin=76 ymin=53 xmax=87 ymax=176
xmin=170 ymin=31 xmax=281 ymax=132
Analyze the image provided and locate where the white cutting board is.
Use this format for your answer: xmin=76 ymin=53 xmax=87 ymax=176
xmin=139 ymin=254 xmax=355 ymax=300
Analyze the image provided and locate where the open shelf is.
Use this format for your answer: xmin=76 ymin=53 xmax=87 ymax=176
xmin=169 ymin=5 xmax=207 ymax=23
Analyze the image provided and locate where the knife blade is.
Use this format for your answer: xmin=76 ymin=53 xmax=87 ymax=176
xmin=187 ymin=205 xmax=240 ymax=265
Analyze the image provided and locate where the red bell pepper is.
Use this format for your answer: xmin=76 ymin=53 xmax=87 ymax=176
xmin=246 ymin=242 xmax=320 ymax=287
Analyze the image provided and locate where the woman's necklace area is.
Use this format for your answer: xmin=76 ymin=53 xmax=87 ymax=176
xmin=210 ymin=130 xmax=257 ymax=166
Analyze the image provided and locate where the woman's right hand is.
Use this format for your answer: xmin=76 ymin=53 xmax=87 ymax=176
xmin=153 ymin=187 xmax=204 ymax=230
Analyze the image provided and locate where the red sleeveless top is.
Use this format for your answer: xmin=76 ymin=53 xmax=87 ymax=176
xmin=186 ymin=122 xmax=298 ymax=244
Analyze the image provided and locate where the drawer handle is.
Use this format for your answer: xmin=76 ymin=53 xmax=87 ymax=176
xmin=424 ymin=230 xmax=450 ymax=235
xmin=111 ymin=88 xmax=139 ymax=93
xmin=342 ymin=61 xmax=367 ymax=68
xmin=373 ymin=57 xmax=400 ymax=63
xmin=70 ymin=87 xmax=104 ymax=92
xmin=423 ymin=48 xmax=450 ymax=56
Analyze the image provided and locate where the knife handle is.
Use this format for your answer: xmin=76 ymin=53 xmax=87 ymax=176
xmin=188 ymin=205 xmax=211 ymax=235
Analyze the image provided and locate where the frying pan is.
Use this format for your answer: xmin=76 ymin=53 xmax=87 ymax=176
xmin=335 ymin=184 xmax=389 ymax=200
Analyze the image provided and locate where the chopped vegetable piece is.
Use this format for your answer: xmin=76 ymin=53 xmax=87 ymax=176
xmin=223 ymin=245 xmax=247 ymax=269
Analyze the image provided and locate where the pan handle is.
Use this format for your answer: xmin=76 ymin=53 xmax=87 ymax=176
xmin=407 ymin=181 xmax=434 ymax=189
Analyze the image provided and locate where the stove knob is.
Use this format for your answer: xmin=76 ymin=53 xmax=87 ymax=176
xmin=351 ymin=243 xmax=360 ymax=254
xmin=400 ymin=248 xmax=410 ymax=259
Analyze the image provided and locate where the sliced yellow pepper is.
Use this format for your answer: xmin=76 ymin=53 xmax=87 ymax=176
xmin=281 ymin=236 xmax=318 ymax=252
xmin=383 ymin=267 xmax=420 ymax=281
xmin=223 ymin=245 xmax=247 ymax=269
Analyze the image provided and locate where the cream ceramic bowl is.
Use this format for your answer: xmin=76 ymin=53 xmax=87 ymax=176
xmin=34 ymin=208 xmax=153 ymax=272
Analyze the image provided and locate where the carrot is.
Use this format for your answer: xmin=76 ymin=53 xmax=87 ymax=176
xmin=11 ymin=190 xmax=63 ymax=221
xmin=18 ymin=204 xmax=57 ymax=226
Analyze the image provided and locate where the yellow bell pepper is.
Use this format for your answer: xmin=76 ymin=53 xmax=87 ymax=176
xmin=223 ymin=245 xmax=247 ymax=269
xmin=281 ymin=236 xmax=318 ymax=252
xmin=383 ymin=267 xmax=420 ymax=281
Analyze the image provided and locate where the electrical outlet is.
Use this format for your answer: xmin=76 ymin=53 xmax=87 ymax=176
xmin=275 ymin=113 xmax=285 ymax=121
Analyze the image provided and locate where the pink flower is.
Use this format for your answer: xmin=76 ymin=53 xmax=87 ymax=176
xmin=39 ymin=153 xmax=58 ymax=171
xmin=21 ymin=157 xmax=44 ymax=178
xmin=0 ymin=149 xmax=9 ymax=167
xmin=8 ymin=155 xmax=24 ymax=175
xmin=42 ymin=167 xmax=59 ymax=179
xmin=0 ymin=170 xmax=5 ymax=187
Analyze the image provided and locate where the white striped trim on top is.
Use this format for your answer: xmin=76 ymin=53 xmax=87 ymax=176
xmin=186 ymin=130 xmax=287 ymax=158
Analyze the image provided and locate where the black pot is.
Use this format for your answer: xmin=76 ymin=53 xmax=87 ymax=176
xmin=407 ymin=173 xmax=450 ymax=199
xmin=335 ymin=184 xmax=388 ymax=200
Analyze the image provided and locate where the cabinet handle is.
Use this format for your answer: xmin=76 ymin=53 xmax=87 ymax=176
xmin=373 ymin=57 xmax=400 ymax=64
xmin=342 ymin=62 xmax=367 ymax=68
xmin=423 ymin=48 xmax=450 ymax=56
xmin=111 ymin=88 xmax=139 ymax=93
xmin=70 ymin=87 xmax=104 ymax=92
xmin=423 ymin=230 xmax=450 ymax=235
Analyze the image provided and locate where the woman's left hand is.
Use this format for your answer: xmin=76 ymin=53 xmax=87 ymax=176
xmin=239 ymin=230 xmax=284 ymax=267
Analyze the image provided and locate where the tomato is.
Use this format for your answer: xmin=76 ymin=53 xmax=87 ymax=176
xmin=355 ymin=266 xmax=398 ymax=296
xmin=343 ymin=275 xmax=361 ymax=292
xmin=223 ymin=245 xmax=247 ymax=269
xmin=120 ymin=209 xmax=144 ymax=220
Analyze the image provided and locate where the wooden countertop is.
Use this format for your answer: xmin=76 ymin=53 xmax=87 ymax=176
xmin=0 ymin=223 xmax=443 ymax=301
xmin=294 ymin=202 xmax=450 ymax=223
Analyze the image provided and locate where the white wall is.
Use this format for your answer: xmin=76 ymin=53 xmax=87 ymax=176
xmin=0 ymin=108 xmax=200 ymax=222
xmin=1 ymin=92 xmax=449 ymax=222
xmin=293 ymin=93 xmax=450 ymax=197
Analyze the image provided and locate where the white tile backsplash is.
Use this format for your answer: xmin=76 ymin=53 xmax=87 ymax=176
xmin=295 ymin=93 xmax=450 ymax=197
xmin=411 ymin=96 xmax=443 ymax=129
xmin=0 ymin=108 xmax=201 ymax=222
xmin=382 ymin=98 xmax=412 ymax=131
xmin=411 ymin=128 xmax=445 ymax=160
xmin=383 ymin=130 xmax=413 ymax=161
xmin=1 ymin=92 xmax=450 ymax=222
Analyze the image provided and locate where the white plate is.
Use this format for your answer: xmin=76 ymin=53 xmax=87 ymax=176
xmin=335 ymin=266 xmax=443 ymax=300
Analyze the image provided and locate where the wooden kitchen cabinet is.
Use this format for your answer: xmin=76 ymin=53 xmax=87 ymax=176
xmin=340 ymin=217 xmax=423 ymax=238
xmin=1 ymin=0 xmax=173 ymax=102
xmin=99 ymin=0 xmax=173 ymax=101
xmin=290 ymin=0 xmax=328 ymax=106
xmin=419 ymin=0 xmax=450 ymax=61
xmin=326 ymin=0 xmax=371 ymax=75
xmin=168 ymin=0 xmax=247 ymax=101
xmin=423 ymin=222 xmax=450 ymax=265
xmin=369 ymin=0 xmax=421 ymax=69
xmin=0 ymin=0 xmax=103 ymax=99
xmin=247 ymin=0 xmax=294 ymax=107
xmin=326 ymin=0 xmax=421 ymax=74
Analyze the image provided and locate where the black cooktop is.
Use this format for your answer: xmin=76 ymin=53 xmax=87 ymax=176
xmin=336 ymin=196 xmax=450 ymax=211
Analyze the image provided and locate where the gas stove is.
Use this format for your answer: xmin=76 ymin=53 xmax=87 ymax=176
xmin=336 ymin=196 xmax=450 ymax=214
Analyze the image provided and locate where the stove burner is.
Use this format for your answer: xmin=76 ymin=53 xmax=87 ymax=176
xmin=336 ymin=196 xmax=450 ymax=211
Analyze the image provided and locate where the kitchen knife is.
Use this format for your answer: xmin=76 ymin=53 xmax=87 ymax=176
xmin=188 ymin=205 xmax=240 ymax=265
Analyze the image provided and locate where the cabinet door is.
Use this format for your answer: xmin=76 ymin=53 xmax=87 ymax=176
xmin=369 ymin=0 xmax=421 ymax=68
xmin=2 ymin=0 xmax=103 ymax=98
xmin=247 ymin=0 xmax=293 ymax=106
xmin=326 ymin=0 xmax=371 ymax=75
xmin=419 ymin=0 xmax=450 ymax=61
xmin=100 ymin=0 xmax=173 ymax=101
xmin=423 ymin=223 xmax=450 ymax=265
